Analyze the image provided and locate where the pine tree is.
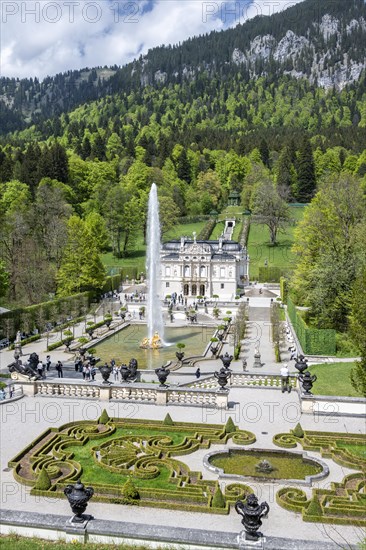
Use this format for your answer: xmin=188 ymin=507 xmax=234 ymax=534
xmin=295 ymin=136 xmax=316 ymax=202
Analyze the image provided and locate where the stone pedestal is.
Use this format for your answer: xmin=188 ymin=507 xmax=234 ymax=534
xmin=156 ymin=388 xmax=168 ymax=405
xmin=215 ymin=389 xmax=229 ymax=409
xmin=253 ymin=352 xmax=262 ymax=368
xmin=237 ymin=531 xmax=265 ymax=549
xmin=99 ymin=387 xmax=111 ymax=401
xmin=21 ymin=382 xmax=37 ymax=396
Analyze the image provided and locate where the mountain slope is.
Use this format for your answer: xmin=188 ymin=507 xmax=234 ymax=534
xmin=0 ymin=0 xmax=365 ymax=135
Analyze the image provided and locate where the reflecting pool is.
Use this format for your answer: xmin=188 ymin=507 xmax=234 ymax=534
xmin=93 ymin=324 xmax=213 ymax=369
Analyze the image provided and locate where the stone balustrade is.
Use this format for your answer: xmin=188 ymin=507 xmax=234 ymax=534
xmin=185 ymin=372 xmax=298 ymax=390
xmin=19 ymin=380 xmax=228 ymax=408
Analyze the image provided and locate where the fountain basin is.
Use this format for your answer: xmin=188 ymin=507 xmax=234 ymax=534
xmin=204 ymin=447 xmax=329 ymax=486
xmin=93 ymin=325 xmax=212 ymax=369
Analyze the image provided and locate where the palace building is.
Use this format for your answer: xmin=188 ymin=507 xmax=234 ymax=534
xmin=160 ymin=234 xmax=249 ymax=300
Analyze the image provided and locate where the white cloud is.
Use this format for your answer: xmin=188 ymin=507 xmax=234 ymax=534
xmin=0 ymin=0 xmax=305 ymax=79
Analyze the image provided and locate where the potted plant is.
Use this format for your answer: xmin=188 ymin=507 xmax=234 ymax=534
xmin=176 ymin=343 xmax=186 ymax=362
xmin=104 ymin=315 xmax=113 ymax=329
xmin=210 ymin=337 xmax=219 ymax=357
xmin=213 ymin=307 xmax=221 ymax=319
xmin=63 ymin=329 xmax=73 ymax=350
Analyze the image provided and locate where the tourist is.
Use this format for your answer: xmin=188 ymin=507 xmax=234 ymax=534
xmin=55 ymin=361 xmax=63 ymax=378
xmin=242 ymin=359 xmax=247 ymax=371
xmin=82 ymin=364 xmax=87 ymax=380
xmin=91 ymin=366 xmax=96 ymax=381
xmin=0 ymin=388 xmax=5 ymax=400
xmin=113 ymin=365 xmax=119 ymax=381
xmin=37 ymin=360 xmax=44 ymax=378
xmin=195 ymin=368 xmax=201 ymax=379
xmin=46 ymin=355 xmax=51 ymax=372
xmin=170 ymin=312 xmax=174 ymax=323
xmin=280 ymin=364 xmax=290 ymax=393
xmin=85 ymin=365 xmax=91 ymax=381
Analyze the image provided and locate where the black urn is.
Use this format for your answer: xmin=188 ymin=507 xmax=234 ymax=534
xmin=120 ymin=364 xmax=131 ymax=382
xmin=64 ymin=479 xmax=94 ymax=523
xmin=128 ymin=358 xmax=138 ymax=379
xmin=235 ymin=494 xmax=270 ymax=541
xmin=294 ymin=355 xmax=308 ymax=374
xmin=298 ymin=371 xmax=317 ymax=395
xmin=175 ymin=351 xmax=185 ymax=362
xmin=99 ymin=363 xmax=112 ymax=384
xmin=87 ymin=329 xmax=94 ymax=339
xmin=155 ymin=365 xmax=170 ymax=387
xmin=211 ymin=344 xmax=219 ymax=357
xmin=214 ymin=367 xmax=231 ymax=390
xmin=220 ymin=352 xmax=233 ymax=369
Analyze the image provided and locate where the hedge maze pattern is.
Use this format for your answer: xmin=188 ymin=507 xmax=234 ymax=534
xmin=9 ymin=416 xmax=255 ymax=514
xmin=274 ymin=429 xmax=366 ymax=526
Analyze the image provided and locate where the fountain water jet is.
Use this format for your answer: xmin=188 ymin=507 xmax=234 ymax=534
xmin=141 ymin=183 xmax=165 ymax=348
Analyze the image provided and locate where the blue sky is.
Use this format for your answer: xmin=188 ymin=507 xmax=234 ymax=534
xmin=0 ymin=0 xmax=305 ymax=79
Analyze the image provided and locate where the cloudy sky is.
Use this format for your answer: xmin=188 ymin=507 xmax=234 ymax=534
xmin=1 ymin=0 xmax=305 ymax=80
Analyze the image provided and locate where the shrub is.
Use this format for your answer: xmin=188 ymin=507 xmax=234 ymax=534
xmin=292 ymin=423 xmax=304 ymax=438
xmin=122 ymin=478 xmax=140 ymax=502
xmin=176 ymin=343 xmax=186 ymax=350
xmin=212 ymin=486 xmax=226 ymax=508
xmin=0 ymin=381 xmax=6 ymax=390
xmin=99 ymin=409 xmax=110 ymax=425
xmin=163 ymin=413 xmax=174 ymax=426
xmin=306 ymin=496 xmax=322 ymax=516
xmin=34 ymin=468 xmax=51 ymax=491
xmin=225 ymin=417 xmax=236 ymax=434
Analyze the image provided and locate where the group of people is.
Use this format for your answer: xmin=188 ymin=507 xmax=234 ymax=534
xmin=0 ymin=386 xmax=13 ymax=400
xmin=74 ymin=355 xmax=97 ymax=381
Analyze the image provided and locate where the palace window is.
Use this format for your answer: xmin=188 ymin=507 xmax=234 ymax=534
xmin=165 ymin=267 xmax=171 ymax=276
xmin=200 ymin=266 xmax=206 ymax=277
xmin=184 ymin=265 xmax=190 ymax=277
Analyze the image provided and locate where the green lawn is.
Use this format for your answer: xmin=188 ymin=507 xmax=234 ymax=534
xmin=0 ymin=536 xmax=152 ymax=550
xmin=163 ymin=221 xmax=207 ymax=241
xmin=247 ymin=206 xmax=305 ymax=281
xmin=309 ymin=362 xmax=361 ymax=397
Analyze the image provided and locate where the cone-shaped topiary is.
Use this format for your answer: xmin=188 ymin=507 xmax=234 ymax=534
xmin=122 ymin=478 xmax=140 ymax=501
xmin=212 ymin=485 xmax=226 ymax=508
xmin=34 ymin=468 xmax=51 ymax=491
xmin=225 ymin=417 xmax=236 ymax=434
xmin=163 ymin=413 xmax=174 ymax=426
xmin=292 ymin=423 xmax=304 ymax=438
xmin=306 ymin=496 xmax=322 ymax=516
xmin=99 ymin=409 xmax=110 ymax=425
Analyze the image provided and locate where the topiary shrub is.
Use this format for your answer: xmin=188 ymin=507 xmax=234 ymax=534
xmin=292 ymin=423 xmax=304 ymax=438
xmin=163 ymin=413 xmax=174 ymax=426
xmin=225 ymin=417 xmax=236 ymax=434
xmin=212 ymin=486 xmax=226 ymax=508
xmin=306 ymin=496 xmax=322 ymax=517
xmin=34 ymin=468 xmax=51 ymax=490
xmin=122 ymin=478 xmax=140 ymax=502
xmin=99 ymin=409 xmax=110 ymax=425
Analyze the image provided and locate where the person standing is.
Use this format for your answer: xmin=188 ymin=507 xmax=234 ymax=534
xmin=37 ymin=360 xmax=44 ymax=378
xmin=46 ymin=355 xmax=51 ymax=372
xmin=56 ymin=361 xmax=63 ymax=378
xmin=280 ymin=364 xmax=290 ymax=393
xmin=195 ymin=368 xmax=201 ymax=379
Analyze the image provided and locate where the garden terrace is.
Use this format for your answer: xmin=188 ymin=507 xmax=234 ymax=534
xmin=9 ymin=416 xmax=255 ymax=514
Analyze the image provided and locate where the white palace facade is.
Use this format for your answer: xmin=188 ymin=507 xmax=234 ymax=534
xmin=160 ymin=235 xmax=249 ymax=301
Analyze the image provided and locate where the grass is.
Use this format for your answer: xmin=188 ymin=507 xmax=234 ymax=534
xmin=309 ymin=362 xmax=361 ymax=397
xmin=247 ymin=206 xmax=305 ymax=280
xmin=163 ymin=221 xmax=207 ymax=241
xmin=0 ymin=535 xmax=154 ymax=549
xmin=337 ymin=443 xmax=366 ymax=460
xmin=209 ymin=449 xmax=322 ymax=479
xmin=68 ymin=427 xmax=195 ymax=489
